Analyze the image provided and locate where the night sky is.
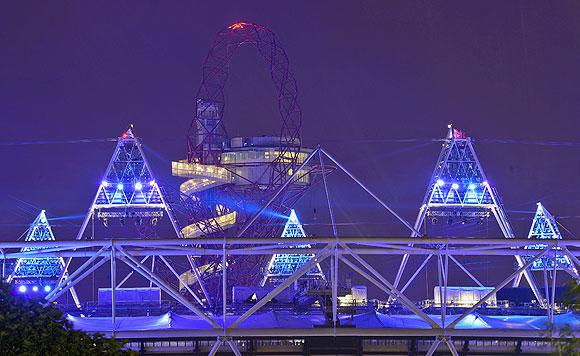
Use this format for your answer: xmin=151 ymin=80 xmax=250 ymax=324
xmin=2 ymin=1 xmax=580 ymax=297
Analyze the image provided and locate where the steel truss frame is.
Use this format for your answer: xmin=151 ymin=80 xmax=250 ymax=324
xmin=1 ymin=237 xmax=579 ymax=354
xmin=6 ymin=210 xmax=81 ymax=307
xmin=10 ymin=146 xmax=577 ymax=354
xmin=260 ymin=209 xmax=325 ymax=286
xmin=392 ymin=126 xmax=545 ymax=307
xmin=55 ymin=127 xmax=209 ymax=307
xmin=187 ymin=22 xmax=301 ymax=187
xmin=524 ymin=202 xmax=578 ymax=275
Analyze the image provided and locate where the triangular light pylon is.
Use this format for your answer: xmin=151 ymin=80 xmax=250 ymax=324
xmin=54 ymin=126 xmax=185 ymax=304
xmin=7 ymin=210 xmax=80 ymax=306
xmin=392 ymin=125 xmax=544 ymax=305
xmin=524 ymin=203 xmax=577 ymax=275
xmin=260 ymin=209 xmax=325 ymax=286
xmin=75 ymin=125 xmax=181 ymax=240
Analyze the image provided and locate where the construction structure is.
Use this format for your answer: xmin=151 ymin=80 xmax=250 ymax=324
xmin=172 ymin=22 xmax=330 ymax=296
xmin=261 ymin=209 xmax=325 ymax=287
xmin=4 ymin=21 xmax=580 ymax=355
xmin=524 ymin=202 xmax=578 ymax=274
xmin=2 ymin=236 xmax=578 ymax=355
xmin=51 ymin=126 xmax=204 ymax=309
xmin=74 ymin=125 xmax=182 ymax=240
xmin=392 ymin=125 xmax=545 ymax=307
xmin=6 ymin=210 xmax=78 ymax=305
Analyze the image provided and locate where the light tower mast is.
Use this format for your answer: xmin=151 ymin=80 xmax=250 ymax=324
xmin=524 ymin=202 xmax=578 ymax=277
xmin=73 ymin=125 xmax=182 ymax=241
xmin=392 ymin=125 xmax=544 ymax=305
xmin=54 ymin=126 xmax=189 ymax=304
xmin=261 ymin=209 xmax=325 ymax=286
xmin=7 ymin=210 xmax=80 ymax=306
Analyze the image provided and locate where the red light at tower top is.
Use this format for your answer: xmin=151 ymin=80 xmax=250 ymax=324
xmin=121 ymin=124 xmax=135 ymax=139
xmin=447 ymin=124 xmax=467 ymax=139
xmin=228 ymin=22 xmax=250 ymax=30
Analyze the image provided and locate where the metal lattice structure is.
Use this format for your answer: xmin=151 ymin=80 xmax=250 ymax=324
xmin=174 ymin=22 xmax=330 ymax=295
xmin=524 ymin=203 xmax=577 ymax=273
xmin=8 ymin=210 xmax=64 ymax=281
xmin=261 ymin=209 xmax=325 ymax=286
xmin=74 ymin=125 xmax=182 ymax=241
xmin=187 ymin=21 xmax=301 ymax=185
xmin=392 ymin=125 xmax=545 ymax=306
xmin=1 ymin=235 xmax=578 ymax=355
xmin=7 ymin=210 xmax=80 ymax=305
xmin=55 ymin=126 xmax=194 ymax=307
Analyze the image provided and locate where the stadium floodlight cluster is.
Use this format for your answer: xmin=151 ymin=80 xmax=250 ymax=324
xmin=524 ymin=202 xmax=577 ymax=273
xmin=261 ymin=209 xmax=325 ymax=286
xmin=392 ymin=125 xmax=545 ymax=307
xmin=6 ymin=210 xmax=75 ymax=301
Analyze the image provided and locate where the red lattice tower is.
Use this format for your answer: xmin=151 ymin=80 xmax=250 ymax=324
xmin=187 ymin=22 xmax=302 ymax=188
xmin=177 ymin=22 xmax=327 ymax=304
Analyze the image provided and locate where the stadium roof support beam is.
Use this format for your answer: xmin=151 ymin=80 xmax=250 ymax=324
xmin=448 ymin=245 xmax=551 ymax=329
xmin=400 ymin=254 xmax=433 ymax=294
xmin=449 ymin=255 xmax=485 ymax=287
xmin=229 ymin=244 xmax=333 ymax=329
xmin=339 ymin=255 xmax=440 ymax=330
xmin=158 ymin=255 xmax=205 ymax=306
xmin=1 ymin=236 xmax=576 ymax=339
xmin=339 ymin=244 xmax=440 ymax=329
xmin=443 ymin=337 xmax=460 ymax=356
xmin=43 ymin=256 xmax=110 ymax=306
xmin=44 ymin=245 xmax=108 ymax=303
xmin=116 ymin=246 xmax=219 ymax=328
xmin=236 ymin=147 xmax=320 ymax=237
xmin=320 ymin=148 xmax=421 ymax=236
xmin=238 ymin=147 xmax=421 ymax=240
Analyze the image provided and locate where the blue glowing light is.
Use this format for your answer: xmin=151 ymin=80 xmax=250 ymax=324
xmin=32 ymin=286 xmax=38 ymax=292
xmin=44 ymin=285 xmax=52 ymax=292
xmin=18 ymin=285 xmax=27 ymax=293
xmin=101 ymin=180 xmax=109 ymax=187
xmin=436 ymin=179 xmax=445 ymax=187
xmin=149 ymin=180 xmax=156 ymax=186
xmin=117 ymin=183 xmax=124 ymax=190
xmin=451 ymin=183 xmax=459 ymax=190
xmin=468 ymin=183 xmax=476 ymax=190
xmin=482 ymin=181 xmax=489 ymax=186
xmin=134 ymin=181 xmax=143 ymax=191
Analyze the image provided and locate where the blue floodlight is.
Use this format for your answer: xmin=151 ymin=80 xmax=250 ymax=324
xmin=117 ymin=183 xmax=124 ymax=190
xmin=451 ymin=183 xmax=459 ymax=190
xmin=482 ymin=181 xmax=489 ymax=186
xmin=18 ymin=285 xmax=27 ymax=293
xmin=436 ymin=179 xmax=445 ymax=187
xmin=134 ymin=181 xmax=143 ymax=191
xmin=32 ymin=286 xmax=39 ymax=292
xmin=149 ymin=180 xmax=156 ymax=186
xmin=101 ymin=180 xmax=109 ymax=187
xmin=44 ymin=285 xmax=52 ymax=292
xmin=468 ymin=183 xmax=476 ymax=190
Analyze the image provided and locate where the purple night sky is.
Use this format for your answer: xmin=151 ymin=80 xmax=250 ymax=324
xmin=2 ymin=1 xmax=580 ymax=296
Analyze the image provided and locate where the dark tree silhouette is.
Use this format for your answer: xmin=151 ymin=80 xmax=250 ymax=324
xmin=0 ymin=283 xmax=134 ymax=355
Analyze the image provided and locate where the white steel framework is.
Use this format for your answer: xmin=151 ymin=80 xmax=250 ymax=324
xmin=524 ymin=202 xmax=576 ymax=273
xmin=9 ymin=145 xmax=578 ymax=354
xmin=260 ymin=209 xmax=325 ymax=286
xmin=5 ymin=210 xmax=80 ymax=306
xmin=7 ymin=211 xmax=64 ymax=282
xmin=1 ymin=236 xmax=578 ymax=355
xmin=392 ymin=125 xmax=544 ymax=306
xmin=56 ymin=126 xmax=203 ymax=308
